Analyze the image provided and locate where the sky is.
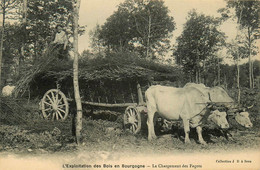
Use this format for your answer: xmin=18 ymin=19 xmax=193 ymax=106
xmin=77 ymin=0 xmax=259 ymax=62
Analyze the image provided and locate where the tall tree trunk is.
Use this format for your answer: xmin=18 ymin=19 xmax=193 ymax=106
xmin=195 ymin=69 xmax=198 ymax=84
xmin=18 ymin=0 xmax=27 ymax=77
xmin=224 ymin=73 xmax=227 ymax=89
xmin=0 ymin=0 xmax=6 ymax=87
xmin=237 ymin=63 xmax=240 ymax=104
xmin=251 ymin=60 xmax=254 ymax=88
xmin=198 ymin=68 xmax=201 ymax=84
xmin=73 ymin=0 xmax=82 ymax=145
xmin=146 ymin=9 xmax=151 ymax=58
xmin=248 ymin=27 xmax=252 ymax=88
xmin=217 ymin=57 xmax=221 ymax=86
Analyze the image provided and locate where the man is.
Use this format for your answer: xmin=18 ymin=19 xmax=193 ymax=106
xmin=2 ymin=78 xmax=15 ymax=97
xmin=52 ymin=25 xmax=68 ymax=60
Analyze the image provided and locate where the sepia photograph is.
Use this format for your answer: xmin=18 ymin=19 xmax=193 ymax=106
xmin=0 ymin=0 xmax=259 ymax=169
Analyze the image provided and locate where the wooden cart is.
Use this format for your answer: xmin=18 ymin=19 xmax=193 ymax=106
xmin=39 ymin=83 xmax=147 ymax=134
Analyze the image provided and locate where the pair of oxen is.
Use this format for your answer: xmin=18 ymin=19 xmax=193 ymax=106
xmin=145 ymin=83 xmax=253 ymax=145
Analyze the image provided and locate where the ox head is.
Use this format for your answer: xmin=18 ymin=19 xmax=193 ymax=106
xmin=234 ymin=112 xmax=253 ymax=128
xmin=208 ymin=110 xmax=229 ymax=129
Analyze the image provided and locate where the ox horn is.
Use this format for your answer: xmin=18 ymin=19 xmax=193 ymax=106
xmin=247 ymin=104 xmax=254 ymax=109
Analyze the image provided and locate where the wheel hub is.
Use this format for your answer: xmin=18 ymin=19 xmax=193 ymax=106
xmin=52 ymin=104 xmax=58 ymax=111
xmin=128 ymin=114 xmax=136 ymax=124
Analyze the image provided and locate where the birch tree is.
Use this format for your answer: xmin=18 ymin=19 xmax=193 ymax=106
xmin=72 ymin=0 xmax=82 ymax=144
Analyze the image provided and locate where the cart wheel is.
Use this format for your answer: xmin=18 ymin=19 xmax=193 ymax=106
xmin=41 ymin=89 xmax=69 ymax=121
xmin=124 ymin=106 xmax=141 ymax=134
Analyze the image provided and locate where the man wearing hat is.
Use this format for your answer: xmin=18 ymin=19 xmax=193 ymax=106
xmin=2 ymin=78 xmax=16 ymax=97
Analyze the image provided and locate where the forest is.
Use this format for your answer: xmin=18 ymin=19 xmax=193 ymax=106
xmin=0 ymin=0 xmax=259 ymax=91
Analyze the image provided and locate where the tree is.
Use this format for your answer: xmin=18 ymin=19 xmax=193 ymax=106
xmin=25 ymin=0 xmax=74 ymax=61
xmin=97 ymin=0 xmax=175 ymax=58
xmin=220 ymin=0 xmax=260 ymax=88
xmin=226 ymin=39 xmax=246 ymax=103
xmin=89 ymin=24 xmax=106 ymax=55
xmin=174 ymin=10 xmax=225 ymax=83
xmin=72 ymin=0 xmax=82 ymax=145
xmin=2 ymin=23 xmax=23 ymax=78
xmin=0 ymin=0 xmax=17 ymax=86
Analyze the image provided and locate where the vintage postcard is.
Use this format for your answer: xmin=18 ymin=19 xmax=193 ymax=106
xmin=0 ymin=0 xmax=259 ymax=169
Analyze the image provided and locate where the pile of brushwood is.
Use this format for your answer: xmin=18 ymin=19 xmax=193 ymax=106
xmin=15 ymin=51 xmax=183 ymax=103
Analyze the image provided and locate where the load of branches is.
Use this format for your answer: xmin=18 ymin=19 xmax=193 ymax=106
xmin=14 ymin=45 xmax=65 ymax=97
xmin=15 ymin=51 xmax=182 ymax=102
xmin=44 ymin=52 xmax=182 ymax=82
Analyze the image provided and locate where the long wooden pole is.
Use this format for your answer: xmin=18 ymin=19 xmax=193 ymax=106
xmin=137 ymin=83 xmax=144 ymax=105
xmin=73 ymin=0 xmax=82 ymax=145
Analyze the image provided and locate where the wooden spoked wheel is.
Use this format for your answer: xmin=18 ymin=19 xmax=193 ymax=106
xmin=124 ymin=106 xmax=141 ymax=134
xmin=41 ymin=89 xmax=69 ymax=121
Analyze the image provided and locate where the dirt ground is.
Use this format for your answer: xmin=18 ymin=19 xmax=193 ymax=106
xmin=0 ymin=98 xmax=260 ymax=170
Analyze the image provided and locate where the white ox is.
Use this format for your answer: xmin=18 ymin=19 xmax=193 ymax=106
xmin=2 ymin=85 xmax=16 ymax=97
xmin=184 ymin=83 xmax=234 ymax=103
xmin=184 ymin=83 xmax=253 ymax=128
xmin=145 ymin=85 xmax=229 ymax=144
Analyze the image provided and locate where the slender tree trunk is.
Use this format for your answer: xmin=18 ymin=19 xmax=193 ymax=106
xmin=146 ymin=10 xmax=151 ymax=58
xmin=0 ymin=0 xmax=6 ymax=88
xmin=251 ymin=60 xmax=254 ymax=88
xmin=202 ymin=60 xmax=206 ymax=84
xmin=73 ymin=0 xmax=82 ymax=145
xmin=198 ymin=68 xmax=201 ymax=84
xmin=224 ymin=73 xmax=227 ymax=89
xmin=195 ymin=69 xmax=198 ymax=84
xmin=237 ymin=63 xmax=240 ymax=104
xmin=217 ymin=57 xmax=221 ymax=86
xmin=18 ymin=0 xmax=27 ymax=77
xmin=248 ymin=27 xmax=252 ymax=88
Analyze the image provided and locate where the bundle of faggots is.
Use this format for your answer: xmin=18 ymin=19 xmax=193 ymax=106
xmin=15 ymin=51 xmax=182 ymax=102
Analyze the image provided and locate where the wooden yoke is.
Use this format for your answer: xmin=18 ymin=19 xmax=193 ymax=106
xmin=137 ymin=82 xmax=144 ymax=105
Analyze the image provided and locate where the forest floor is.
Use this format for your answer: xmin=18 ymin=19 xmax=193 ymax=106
xmin=0 ymin=98 xmax=259 ymax=169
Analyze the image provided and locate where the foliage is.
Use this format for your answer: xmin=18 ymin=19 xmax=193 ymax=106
xmin=0 ymin=0 xmax=18 ymax=19
xmin=219 ymin=0 xmax=260 ymax=88
xmin=96 ymin=0 xmax=175 ymax=58
xmin=228 ymin=87 xmax=260 ymax=124
xmin=1 ymin=23 xmax=23 ymax=78
xmin=89 ymin=24 xmax=106 ymax=54
xmin=226 ymin=0 xmax=259 ymax=30
xmin=1 ymin=0 xmax=86 ymax=84
xmin=218 ymin=60 xmax=260 ymax=89
xmin=25 ymin=0 xmax=74 ymax=59
xmin=0 ymin=0 xmax=19 ymax=86
xmin=174 ymin=10 xmax=225 ymax=80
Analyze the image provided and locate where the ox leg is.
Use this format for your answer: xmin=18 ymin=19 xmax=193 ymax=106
xmin=147 ymin=110 xmax=157 ymax=141
xmin=183 ymin=119 xmax=191 ymax=144
xmin=196 ymin=126 xmax=207 ymax=145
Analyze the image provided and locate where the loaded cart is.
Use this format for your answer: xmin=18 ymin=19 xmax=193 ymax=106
xmin=14 ymin=52 xmax=180 ymax=134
